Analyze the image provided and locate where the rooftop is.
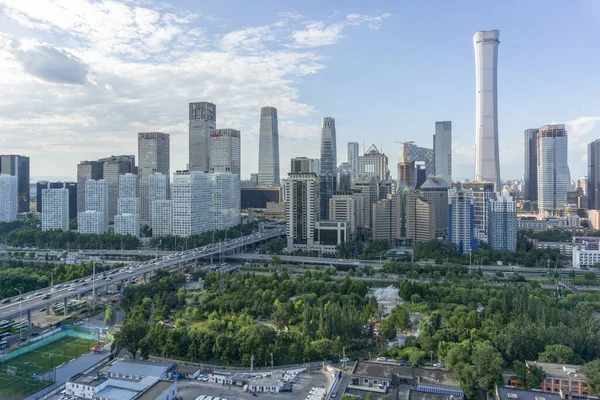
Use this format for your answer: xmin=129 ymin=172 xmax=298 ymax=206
xmin=496 ymin=386 xmax=588 ymax=400
xmin=415 ymin=368 xmax=461 ymax=387
xmin=353 ymin=361 xmax=411 ymax=379
xmin=137 ymin=380 xmax=175 ymax=400
xmin=94 ymin=386 xmax=138 ymax=400
xmin=68 ymin=373 xmax=107 ymax=386
xmin=108 ymin=359 xmax=173 ymax=378
xmin=250 ymin=378 xmax=282 ymax=386
xmin=525 ymin=361 xmax=586 ymax=380
xmin=408 ymin=390 xmax=457 ymax=400
xmin=174 ymin=364 xmax=200 ymax=374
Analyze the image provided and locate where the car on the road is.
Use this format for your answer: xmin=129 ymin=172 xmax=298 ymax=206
xmin=68 ymin=287 xmax=75 ymax=291
xmin=0 ymin=298 xmax=10 ymax=304
xmin=25 ymin=295 xmax=33 ymax=299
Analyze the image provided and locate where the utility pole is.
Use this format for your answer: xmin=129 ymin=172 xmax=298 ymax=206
xmin=92 ymin=259 xmax=96 ymax=310
xmin=270 ymin=352 xmax=274 ymax=370
xmin=250 ymin=354 xmax=254 ymax=374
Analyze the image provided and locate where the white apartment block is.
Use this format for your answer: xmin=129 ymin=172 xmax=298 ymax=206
xmin=329 ymin=192 xmax=357 ymax=235
xmin=119 ymin=173 xmax=138 ymax=198
xmin=41 ymin=188 xmax=69 ymax=231
xmin=114 ymin=213 xmax=140 ymax=237
xmin=117 ymin=197 xmax=140 ymax=215
xmin=77 ymin=210 xmax=106 ymax=234
xmin=172 ymin=171 xmax=212 ymax=237
xmin=84 ymin=179 xmax=109 ymax=232
xmin=212 ymin=172 xmax=240 ymax=231
xmin=488 ymin=194 xmax=517 ymax=251
xmin=0 ymin=174 xmax=18 ymax=222
xmin=152 ymin=200 xmax=173 ymax=237
xmin=573 ymin=247 xmax=600 ymax=268
xmin=149 ymin=172 xmax=169 ymax=227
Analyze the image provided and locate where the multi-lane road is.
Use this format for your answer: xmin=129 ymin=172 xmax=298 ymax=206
xmin=0 ymin=228 xmax=285 ymax=323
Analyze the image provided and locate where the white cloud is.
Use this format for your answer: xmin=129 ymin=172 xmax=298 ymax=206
xmin=0 ymin=0 xmax=390 ymax=179
xmin=346 ymin=12 xmax=392 ymax=30
xmin=291 ymin=21 xmax=345 ymax=48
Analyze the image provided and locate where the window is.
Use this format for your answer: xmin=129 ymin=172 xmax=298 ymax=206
xmin=555 ymin=380 xmax=560 ymax=384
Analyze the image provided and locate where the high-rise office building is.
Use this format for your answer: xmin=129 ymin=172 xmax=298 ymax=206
xmin=117 ymin=198 xmax=139 ymax=215
xmin=588 ymin=139 xmax=600 ymax=210
xmin=114 ymin=213 xmax=140 ymax=237
xmin=83 ymin=179 xmax=109 ymax=233
xmin=258 ymin=106 xmax=280 ymax=187
xmin=537 ymin=125 xmax=568 ymax=212
xmin=398 ymin=161 xmax=415 ymax=191
xmin=285 ymin=173 xmax=318 ymax=251
xmin=0 ymin=155 xmax=30 ymax=213
xmin=338 ymin=163 xmax=352 ymax=191
xmin=448 ymin=188 xmax=478 ymax=254
xmin=212 ymin=172 xmax=240 ymax=230
xmin=189 ymin=102 xmax=216 ymax=172
xmin=434 ymin=121 xmax=452 ymax=183
xmin=347 ymin=142 xmax=359 ymax=181
xmin=37 ymin=181 xmax=77 ymax=219
xmin=372 ymin=194 xmax=401 ymax=244
xmin=359 ymin=145 xmax=388 ymax=181
xmin=172 ymin=170 xmax=212 ymax=237
xmin=290 ymin=157 xmax=320 ymax=174
xmin=474 ymin=30 xmax=501 ymax=189
xmin=77 ymin=210 xmax=105 ymax=234
xmin=352 ymin=176 xmax=379 ymax=235
xmin=320 ymin=117 xmax=337 ymax=220
xmin=329 ymin=191 xmax=357 ymax=235
xmin=524 ymin=128 xmax=539 ymax=203
xmin=405 ymin=144 xmax=434 ymax=178
xmin=0 ymin=174 xmax=18 ymax=222
xmin=406 ymin=194 xmax=436 ymax=244
xmin=100 ymin=155 xmax=136 ymax=223
xmin=149 ymin=172 xmax=169 ymax=227
xmin=457 ymin=181 xmax=495 ymax=243
xmin=41 ymin=188 xmax=69 ymax=231
xmin=152 ymin=200 xmax=173 ymax=237
xmin=210 ymin=129 xmax=241 ymax=174
xmin=138 ymin=132 xmax=170 ymax=227
xmin=417 ymin=177 xmax=450 ymax=239
xmin=488 ymin=194 xmax=517 ymax=251
xmin=77 ymin=160 xmax=103 ymax=214
xmin=119 ymin=173 xmax=138 ymax=198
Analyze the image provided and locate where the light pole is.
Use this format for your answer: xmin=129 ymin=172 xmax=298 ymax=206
xmin=92 ymin=259 xmax=96 ymax=310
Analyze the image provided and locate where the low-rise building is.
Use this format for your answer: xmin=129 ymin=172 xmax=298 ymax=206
xmin=496 ymin=385 xmax=587 ymax=400
xmin=525 ymin=361 xmax=589 ymax=397
xmin=314 ymin=220 xmax=350 ymax=254
xmin=249 ymin=378 xmax=282 ymax=393
xmin=518 ymin=218 xmax=568 ymax=230
xmin=572 ymin=247 xmax=600 ymax=268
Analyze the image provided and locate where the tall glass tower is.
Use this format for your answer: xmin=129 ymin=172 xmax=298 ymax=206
xmin=138 ymin=132 xmax=170 ymax=227
xmin=523 ymin=128 xmax=539 ymax=203
xmin=347 ymin=142 xmax=359 ymax=181
xmin=537 ymin=125 xmax=568 ymax=212
xmin=258 ymin=106 xmax=280 ymax=187
xmin=434 ymin=121 xmax=452 ymax=183
xmin=189 ymin=102 xmax=216 ymax=172
xmin=474 ymin=30 xmax=501 ymax=190
xmin=320 ymin=117 xmax=337 ymax=220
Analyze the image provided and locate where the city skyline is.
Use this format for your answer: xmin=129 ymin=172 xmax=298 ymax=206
xmin=1 ymin=1 xmax=600 ymax=182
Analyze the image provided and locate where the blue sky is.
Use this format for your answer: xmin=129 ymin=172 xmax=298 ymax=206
xmin=0 ymin=0 xmax=599 ymax=181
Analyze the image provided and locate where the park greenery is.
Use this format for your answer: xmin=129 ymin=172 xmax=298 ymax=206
xmin=113 ymin=262 xmax=600 ymax=399
xmin=0 ymin=259 xmax=112 ymax=299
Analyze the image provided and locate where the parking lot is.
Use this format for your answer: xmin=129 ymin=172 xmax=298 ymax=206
xmin=178 ymin=371 xmax=333 ymax=400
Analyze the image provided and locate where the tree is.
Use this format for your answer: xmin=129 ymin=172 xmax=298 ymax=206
xmin=270 ymin=255 xmax=282 ymax=267
xmin=115 ymin=318 xmax=149 ymax=358
xmin=582 ymin=360 xmax=600 ymax=396
xmin=514 ymin=361 xmax=545 ymax=389
xmin=583 ymin=271 xmax=596 ymax=282
xmin=104 ymin=305 xmax=113 ymax=325
xmin=471 ymin=341 xmax=503 ymax=395
xmin=538 ymin=344 xmax=574 ymax=364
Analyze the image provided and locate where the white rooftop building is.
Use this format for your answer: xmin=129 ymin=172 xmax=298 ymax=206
xmin=172 ymin=170 xmax=212 ymax=237
xmin=152 ymin=200 xmax=173 ymax=237
xmin=212 ymin=172 xmax=240 ymax=231
xmin=41 ymin=187 xmax=69 ymax=231
xmin=84 ymin=179 xmax=109 ymax=232
xmin=114 ymin=213 xmax=140 ymax=237
xmin=0 ymin=174 xmax=17 ymax=222
xmin=77 ymin=210 xmax=106 ymax=234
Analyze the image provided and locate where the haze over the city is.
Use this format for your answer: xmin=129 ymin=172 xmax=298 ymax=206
xmin=0 ymin=0 xmax=599 ymax=181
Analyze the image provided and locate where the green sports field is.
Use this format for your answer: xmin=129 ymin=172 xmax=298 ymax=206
xmin=0 ymin=336 xmax=100 ymax=398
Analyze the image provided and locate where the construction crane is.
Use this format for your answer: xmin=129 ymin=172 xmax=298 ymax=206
xmin=395 ymin=141 xmax=414 ymax=186
xmin=517 ymin=200 xmax=530 ymax=218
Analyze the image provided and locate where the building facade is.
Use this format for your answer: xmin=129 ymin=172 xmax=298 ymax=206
xmin=138 ymin=132 xmax=170 ymax=227
xmin=338 ymin=162 xmax=352 ymax=191
xmin=285 ymin=173 xmax=318 ymax=251
xmin=83 ymin=179 xmax=109 ymax=232
xmin=76 ymin=160 xmax=103 ymax=214
xmin=114 ymin=213 xmax=140 ymax=237
xmin=457 ymin=181 xmax=495 ymax=243
xmin=77 ymin=210 xmax=105 ymax=234
xmin=434 ymin=121 xmax=452 ymax=183
xmin=212 ymin=172 xmax=240 ymax=231
xmin=406 ymin=144 xmax=434 ymax=178
xmin=118 ymin=173 xmax=138 ymax=198
xmin=329 ymin=191 xmax=357 ymax=235
xmin=0 ymin=154 xmax=30 ymax=213
xmin=258 ymin=106 xmax=280 ymax=187
xmin=406 ymin=194 xmax=436 ymax=244
xmin=353 ymin=176 xmax=379 ymax=235
xmin=588 ymin=139 xmax=600 ymax=210
xmin=189 ymin=102 xmax=216 ymax=172
xmin=172 ymin=171 xmax=212 ymax=237
xmin=348 ymin=142 xmax=359 ymax=181
xmin=418 ymin=178 xmax=450 ymax=239
xmin=538 ymin=125 xmax=568 ymax=212
xmin=41 ymin=188 xmax=69 ymax=231
xmin=210 ymin=129 xmax=241 ymax=174
xmin=448 ymin=188 xmax=478 ymax=254
xmin=100 ymin=155 xmax=136 ymax=223
xmin=37 ymin=181 xmax=77 ymax=219
xmin=290 ymin=157 xmax=320 ymax=174
xmin=474 ymin=30 xmax=501 ymax=189
xmin=152 ymin=200 xmax=173 ymax=237
xmin=488 ymin=194 xmax=517 ymax=251
xmin=372 ymin=194 xmax=401 ymax=244
xmin=359 ymin=144 xmax=388 ymax=181
xmin=315 ymin=220 xmax=350 ymax=254
xmin=0 ymin=174 xmax=18 ymax=222
xmin=320 ymin=117 xmax=337 ymax=220
xmin=524 ymin=128 xmax=539 ymax=203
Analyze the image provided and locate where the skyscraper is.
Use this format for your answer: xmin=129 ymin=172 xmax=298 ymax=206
xmin=406 ymin=194 xmax=436 ymax=244
xmin=524 ymin=128 xmax=539 ymax=203
xmin=537 ymin=125 xmax=568 ymax=212
xmin=172 ymin=170 xmax=212 ymax=237
xmin=210 ymin=129 xmax=241 ymax=174
xmin=372 ymin=194 xmax=401 ymax=244
xmin=37 ymin=181 xmax=77 ymax=219
xmin=115 ymin=173 xmax=140 ymax=237
xmin=418 ymin=177 xmax=450 ymax=239
xmin=474 ymin=30 xmax=501 ymax=189
xmin=77 ymin=160 xmax=103 ymax=214
xmin=83 ymin=179 xmax=109 ymax=233
xmin=100 ymin=155 xmax=136 ymax=223
xmin=405 ymin=144 xmax=434 ymax=178
xmin=347 ymin=142 xmax=359 ymax=180
xmin=189 ymin=102 xmax=216 ymax=172
xmin=290 ymin=157 xmax=320 ymax=174
xmin=152 ymin=200 xmax=173 ymax=237
xmin=119 ymin=173 xmax=138 ymax=198
xmin=448 ymin=188 xmax=478 ymax=254
xmin=0 ymin=174 xmax=17 ymax=222
xmin=588 ymin=140 xmax=600 ymax=210
xmin=457 ymin=181 xmax=495 ymax=243
xmin=434 ymin=121 xmax=452 ymax=183
xmin=258 ymin=106 xmax=280 ymax=187
xmin=337 ymin=162 xmax=352 ymax=191
xmin=0 ymin=154 xmax=30 ymax=213
xmin=285 ymin=173 xmax=318 ymax=251
xmin=488 ymin=194 xmax=517 ymax=251
xmin=320 ymin=117 xmax=337 ymax=220
xmin=359 ymin=144 xmax=389 ymax=182
xmin=41 ymin=187 xmax=69 ymax=231
xmin=211 ymin=172 xmax=240 ymax=230
xmin=138 ymin=132 xmax=170 ymax=227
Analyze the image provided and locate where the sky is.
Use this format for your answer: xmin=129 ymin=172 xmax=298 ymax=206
xmin=1 ymin=0 xmax=600 ymax=182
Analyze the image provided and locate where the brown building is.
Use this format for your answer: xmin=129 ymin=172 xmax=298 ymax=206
xmin=406 ymin=194 xmax=436 ymax=244
xmin=526 ymin=361 xmax=589 ymax=397
xmin=372 ymin=194 xmax=401 ymax=245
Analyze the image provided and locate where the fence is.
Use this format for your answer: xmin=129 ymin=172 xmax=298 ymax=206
xmin=61 ymin=324 xmax=109 ymax=340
